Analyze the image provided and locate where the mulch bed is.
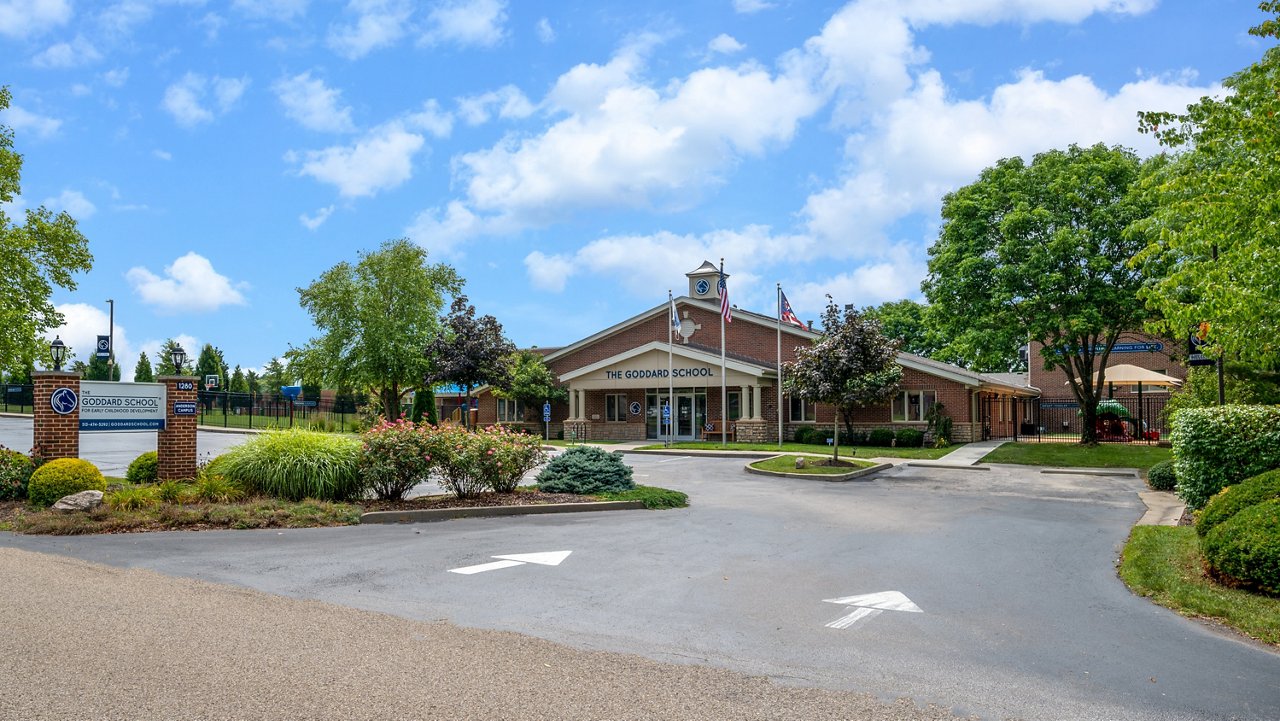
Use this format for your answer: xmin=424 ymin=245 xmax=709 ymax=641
xmin=358 ymin=490 xmax=596 ymax=512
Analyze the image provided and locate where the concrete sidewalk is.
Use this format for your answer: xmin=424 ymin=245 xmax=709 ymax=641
xmin=903 ymin=438 xmax=1008 ymax=468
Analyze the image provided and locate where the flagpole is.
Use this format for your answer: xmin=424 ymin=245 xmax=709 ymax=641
xmin=720 ymin=258 xmax=727 ymax=447
xmin=777 ymin=283 xmax=783 ymax=448
xmin=667 ymin=289 xmax=675 ymax=448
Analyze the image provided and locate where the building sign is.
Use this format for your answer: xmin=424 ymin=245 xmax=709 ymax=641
xmin=95 ymin=335 xmax=111 ymax=359
xmin=79 ymin=380 xmax=166 ymax=432
xmin=1188 ymin=323 xmax=1215 ymax=367
xmin=50 ymin=388 xmax=78 ymax=415
xmin=605 ymin=367 xmax=715 ymax=380
xmin=1111 ymin=342 xmax=1163 ymax=353
xmin=173 ymin=401 xmax=197 ymax=416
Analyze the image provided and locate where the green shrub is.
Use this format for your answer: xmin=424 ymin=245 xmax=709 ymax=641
xmin=359 ymin=419 xmax=436 ymax=500
xmin=472 ymin=425 xmax=546 ymax=493
xmin=1147 ymin=459 xmax=1177 ymax=492
xmin=1171 ymin=405 xmax=1280 ymax=509
xmin=106 ymin=486 xmax=160 ymax=511
xmin=1202 ymin=499 xmax=1280 ymax=595
xmin=844 ymin=430 xmax=868 ymax=446
xmin=0 ymin=447 xmax=33 ymax=501
xmin=1196 ymin=470 xmax=1280 ymax=537
xmin=126 ymin=451 xmax=159 ymax=484
xmin=793 ymin=426 xmax=815 ymax=444
xmin=597 ymin=485 xmax=688 ymax=509
xmin=217 ymin=428 xmax=363 ymax=501
xmin=894 ymin=428 xmax=924 ymax=448
xmin=156 ymin=479 xmax=187 ymax=504
xmin=193 ymin=472 xmax=246 ymax=503
xmin=537 ymin=446 xmax=634 ymax=495
xmin=27 ymin=458 xmax=106 ymax=507
xmin=869 ymin=428 xmax=895 ymax=447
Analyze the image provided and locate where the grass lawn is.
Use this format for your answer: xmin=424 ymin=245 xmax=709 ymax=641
xmin=1120 ymin=526 xmax=1279 ymax=646
xmin=634 ymin=440 xmax=961 ymax=460
xmin=980 ymin=442 xmax=1171 ymax=470
xmin=750 ymin=454 xmax=876 ymax=475
xmin=543 ymin=439 xmax=623 ymax=447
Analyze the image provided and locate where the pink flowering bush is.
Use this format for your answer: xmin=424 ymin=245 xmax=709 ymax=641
xmin=420 ymin=425 xmax=546 ymax=497
xmin=359 ymin=419 xmax=437 ymax=500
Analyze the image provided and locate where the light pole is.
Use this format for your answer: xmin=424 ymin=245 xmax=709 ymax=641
xmin=106 ymin=298 xmax=114 ymax=381
xmin=50 ymin=336 xmax=67 ymax=372
xmin=170 ymin=344 xmax=187 ymax=376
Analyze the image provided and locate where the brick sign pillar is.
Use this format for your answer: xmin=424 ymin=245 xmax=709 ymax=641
xmin=32 ymin=371 xmax=81 ymax=461
xmin=157 ymin=375 xmax=198 ymax=480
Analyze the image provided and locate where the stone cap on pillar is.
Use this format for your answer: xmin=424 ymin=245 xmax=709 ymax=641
xmin=157 ymin=375 xmax=194 ymax=382
xmin=32 ymin=370 xmax=82 ymax=378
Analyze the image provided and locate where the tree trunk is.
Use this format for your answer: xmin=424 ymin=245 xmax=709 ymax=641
xmin=463 ymin=384 xmax=472 ymax=430
xmin=832 ymin=415 xmax=840 ymax=463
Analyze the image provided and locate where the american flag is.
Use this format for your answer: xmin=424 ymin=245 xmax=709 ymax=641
xmin=718 ymin=264 xmax=732 ymax=324
xmin=779 ymin=290 xmax=805 ymax=328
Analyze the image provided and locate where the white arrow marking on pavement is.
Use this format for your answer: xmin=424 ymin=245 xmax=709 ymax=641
xmin=822 ymin=591 xmax=922 ymax=629
xmin=822 ymin=591 xmax=922 ymax=613
xmin=492 ymin=550 xmax=572 ymax=566
xmin=448 ymin=551 xmax=573 ymax=575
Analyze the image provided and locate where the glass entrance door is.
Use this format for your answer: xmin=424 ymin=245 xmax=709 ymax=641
xmin=676 ymin=395 xmax=694 ymax=439
xmin=645 ymin=388 xmax=708 ymax=440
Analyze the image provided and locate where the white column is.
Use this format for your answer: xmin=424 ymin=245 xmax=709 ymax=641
xmin=751 ymin=384 xmax=762 ymax=420
xmin=574 ymin=389 xmax=583 ymax=420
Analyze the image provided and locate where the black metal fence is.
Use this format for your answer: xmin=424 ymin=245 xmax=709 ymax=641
xmin=982 ymin=394 xmax=1171 ymax=444
xmin=195 ymin=391 xmax=370 ymax=432
xmin=2 ymin=384 xmax=34 ymax=413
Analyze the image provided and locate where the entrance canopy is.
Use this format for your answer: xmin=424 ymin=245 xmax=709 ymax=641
xmin=558 ymin=341 xmax=774 ymax=390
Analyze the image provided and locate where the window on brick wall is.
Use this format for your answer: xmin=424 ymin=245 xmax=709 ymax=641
xmin=788 ymin=395 xmax=815 ymax=422
xmin=892 ymin=390 xmax=936 ymax=422
xmin=605 ymin=394 xmax=627 ymax=422
xmin=728 ymin=391 xmax=742 ymax=421
xmin=497 ymin=398 xmax=524 ymax=422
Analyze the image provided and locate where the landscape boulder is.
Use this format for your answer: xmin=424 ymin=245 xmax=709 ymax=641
xmin=52 ymin=490 xmax=104 ymax=513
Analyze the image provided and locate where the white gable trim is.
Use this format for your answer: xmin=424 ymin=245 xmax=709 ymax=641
xmin=558 ymin=340 xmax=772 ymax=382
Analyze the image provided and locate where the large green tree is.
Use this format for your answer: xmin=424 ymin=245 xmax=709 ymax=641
xmin=84 ymin=354 xmax=121 ymax=381
xmin=133 ymin=352 xmax=154 ymax=383
xmin=861 ymin=299 xmax=949 ymax=361
xmin=784 ymin=299 xmax=902 ymax=461
xmin=153 ymin=338 xmax=194 ymax=376
xmin=0 ymin=87 xmax=93 ymax=371
xmin=1131 ymin=5 xmax=1280 ymax=368
xmin=194 ymin=343 xmax=225 ymax=390
xmin=428 ymin=295 xmax=515 ymax=429
xmin=261 ymin=357 xmax=290 ymax=396
xmin=494 ymin=350 xmax=568 ymax=420
xmin=293 ymin=239 xmax=461 ymax=420
xmin=923 ymin=143 xmax=1154 ymax=444
xmin=229 ymin=365 xmax=248 ymax=394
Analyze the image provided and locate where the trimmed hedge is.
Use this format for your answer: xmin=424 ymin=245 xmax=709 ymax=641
xmin=1196 ymin=469 xmax=1280 ymax=538
xmin=1171 ymin=405 xmax=1280 ymax=509
xmin=1202 ymin=499 xmax=1280 ymax=596
xmin=868 ymin=429 xmax=895 ymax=447
xmin=1147 ymin=459 xmax=1176 ymax=492
xmin=894 ymin=428 xmax=924 ymax=448
xmin=28 ymin=458 xmax=106 ymax=507
xmin=126 ymin=451 xmax=159 ymax=485
xmin=536 ymin=446 xmax=634 ymax=495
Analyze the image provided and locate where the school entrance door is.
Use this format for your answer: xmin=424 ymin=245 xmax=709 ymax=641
xmin=646 ymin=388 xmax=708 ymax=441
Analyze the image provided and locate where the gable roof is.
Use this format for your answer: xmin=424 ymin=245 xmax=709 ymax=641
xmin=557 ymin=341 xmax=774 ymax=382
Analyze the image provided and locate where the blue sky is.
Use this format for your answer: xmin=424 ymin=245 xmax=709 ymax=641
xmin=0 ymin=0 xmax=1267 ymax=380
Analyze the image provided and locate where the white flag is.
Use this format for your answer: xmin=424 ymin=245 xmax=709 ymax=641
xmin=670 ymin=296 xmax=681 ymax=334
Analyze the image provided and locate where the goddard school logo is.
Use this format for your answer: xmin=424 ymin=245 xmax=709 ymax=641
xmin=50 ymin=387 xmax=78 ymax=415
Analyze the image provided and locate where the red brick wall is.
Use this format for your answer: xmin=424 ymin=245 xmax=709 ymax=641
xmin=32 ymin=372 xmax=80 ymax=461
xmin=1030 ymin=331 xmax=1184 ymax=397
xmin=158 ymin=376 xmax=198 ymax=480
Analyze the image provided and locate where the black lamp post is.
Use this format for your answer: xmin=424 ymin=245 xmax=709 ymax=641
xmin=171 ymin=344 xmax=187 ymax=376
xmin=50 ymin=336 xmax=67 ymax=371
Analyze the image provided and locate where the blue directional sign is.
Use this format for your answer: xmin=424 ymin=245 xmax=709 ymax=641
xmin=173 ymin=401 xmax=197 ymax=416
xmin=661 ymin=403 xmax=671 ymax=420
xmin=542 ymin=402 xmax=551 ymax=422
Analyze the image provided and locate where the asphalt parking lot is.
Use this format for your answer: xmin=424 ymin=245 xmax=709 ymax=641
xmin=4 ymin=447 xmax=1277 ymax=720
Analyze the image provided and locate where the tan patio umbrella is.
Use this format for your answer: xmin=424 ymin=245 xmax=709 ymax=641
xmin=1066 ymin=364 xmax=1182 ymax=442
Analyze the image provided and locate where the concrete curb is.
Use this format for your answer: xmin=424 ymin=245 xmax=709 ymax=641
xmin=623 ymin=448 xmax=781 ymax=459
xmin=904 ymin=461 xmax=992 ymax=471
xmin=1136 ymin=490 xmax=1186 ymax=526
xmin=744 ymin=457 xmax=892 ymax=482
xmin=360 ymin=500 xmax=646 ymax=524
xmin=1040 ymin=467 xmax=1139 ymax=478
xmin=197 ymin=425 xmax=268 ymax=435
xmin=0 ymin=412 xmax=33 ymax=419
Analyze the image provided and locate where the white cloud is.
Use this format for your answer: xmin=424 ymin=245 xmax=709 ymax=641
xmin=456 ymin=85 xmax=534 ymax=125
xmin=1 ymin=194 xmax=26 ymax=217
xmin=328 ymin=0 xmax=412 ymax=59
xmin=1 ymin=105 xmax=62 ymax=139
xmin=289 ymin=121 xmax=425 ymax=198
xmin=44 ymin=189 xmax=96 ymax=219
xmin=97 ymin=0 xmax=156 ymax=39
xmin=199 ymin=12 xmax=225 ymax=40
xmin=162 ymin=72 xmax=249 ymax=127
xmin=535 ymin=17 xmax=554 ymax=44
xmin=404 ymin=200 xmax=511 ymax=257
xmin=422 ymin=0 xmax=507 ymax=48
xmin=233 ymin=0 xmax=308 ymax=21
xmin=708 ymin=34 xmax=745 ymax=55
xmin=300 ymin=205 xmax=335 ymax=230
xmin=47 ymin=303 xmax=138 ymax=379
xmin=31 ymin=36 xmax=102 ymax=69
xmin=0 ymin=0 xmax=72 ymax=39
xmin=405 ymin=99 xmax=453 ymax=138
xmin=732 ymin=0 xmax=774 ymax=14
xmin=788 ymin=250 xmax=929 ymax=312
xmin=153 ymin=149 xmax=173 ymax=161
xmin=126 ymin=252 xmax=248 ymax=313
xmin=524 ymin=251 xmax=576 ymax=292
xmin=101 ymin=67 xmax=129 ymax=87
xmin=273 ymin=72 xmax=355 ymax=133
